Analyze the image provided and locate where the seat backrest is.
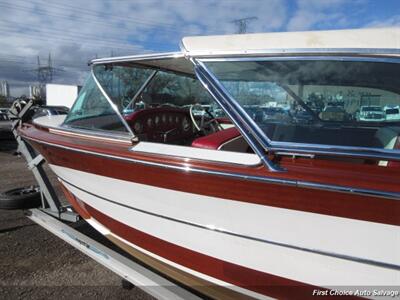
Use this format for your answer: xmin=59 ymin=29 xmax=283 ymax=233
xmin=374 ymin=126 xmax=400 ymax=167
xmin=191 ymin=127 xmax=240 ymax=150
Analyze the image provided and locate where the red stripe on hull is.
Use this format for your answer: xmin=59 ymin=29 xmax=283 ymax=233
xmin=83 ymin=203 xmax=329 ymax=299
xmin=33 ymin=141 xmax=400 ymax=226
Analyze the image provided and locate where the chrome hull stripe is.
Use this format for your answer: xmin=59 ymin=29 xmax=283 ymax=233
xmin=60 ymin=176 xmax=400 ymax=271
xmin=23 ymin=135 xmax=400 ymax=202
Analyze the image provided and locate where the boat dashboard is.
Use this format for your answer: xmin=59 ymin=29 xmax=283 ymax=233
xmin=124 ymin=107 xmax=195 ymax=144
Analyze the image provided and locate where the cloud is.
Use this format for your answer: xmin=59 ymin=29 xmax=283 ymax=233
xmin=0 ymin=0 xmax=287 ymax=96
xmin=287 ymin=0 xmax=351 ymax=31
xmin=365 ymin=15 xmax=400 ymax=28
xmin=1 ymin=0 xmax=398 ymax=97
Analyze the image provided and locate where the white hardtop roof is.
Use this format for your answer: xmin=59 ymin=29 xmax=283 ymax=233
xmin=181 ymin=27 xmax=400 ymax=56
xmin=90 ymin=28 xmax=400 ymax=72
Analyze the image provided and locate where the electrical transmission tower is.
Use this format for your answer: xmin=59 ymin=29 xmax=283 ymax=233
xmin=37 ymin=53 xmax=55 ymax=87
xmin=231 ymin=17 xmax=258 ymax=34
xmin=29 ymin=53 xmax=63 ymax=101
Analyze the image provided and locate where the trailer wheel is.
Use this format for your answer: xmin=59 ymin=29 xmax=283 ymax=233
xmin=0 ymin=186 xmax=41 ymax=209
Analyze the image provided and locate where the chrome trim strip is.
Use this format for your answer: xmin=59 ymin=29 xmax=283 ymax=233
xmin=91 ymin=69 xmax=135 ymax=138
xmin=90 ymin=49 xmax=400 ymax=66
xmin=197 ymin=56 xmax=400 ymax=162
xmin=90 ymin=52 xmax=185 ymax=65
xmin=60 ymin=177 xmax=400 ymax=271
xmin=38 ymin=121 xmax=132 ymax=142
xmin=49 ymin=128 xmax=131 ymax=145
xmin=199 ymin=55 xmax=400 ymax=63
xmin=124 ymin=70 xmax=158 ymax=110
xmin=23 ymin=135 xmax=400 ymax=201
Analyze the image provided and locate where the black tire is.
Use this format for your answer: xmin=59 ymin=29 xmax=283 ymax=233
xmin=0 ymin=186 xmax=42 ymax=210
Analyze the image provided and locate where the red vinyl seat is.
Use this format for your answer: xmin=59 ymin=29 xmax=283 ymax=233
xmin=191 ymin=127 xmax=240 ymax=150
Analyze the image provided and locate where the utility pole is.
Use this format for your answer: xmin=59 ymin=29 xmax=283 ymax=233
xmin=231 ymin=17 xmax=258 ymax=34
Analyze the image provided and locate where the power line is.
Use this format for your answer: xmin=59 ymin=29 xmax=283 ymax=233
xmin=0 ymin=19 xmax=173 ymax=51
xmin=0 ymin=20 xmax=139 ymax=45
xmin=0 ymin=23 xmax=139 ymax=50
xmin=0 ymin=0 xmax=193 ymax=35
xmin=0 ymin=25 xmax=139 ymax=52
xmin=22 ymin=0 xmax=179 ymax=29
xmin=0 ymin=54 xmax=89 ymax=68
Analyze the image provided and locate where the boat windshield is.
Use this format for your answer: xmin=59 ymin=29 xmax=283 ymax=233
xmin=204 ymin=59 xmax=400 ymax=151
xmin=64 ymin=60 xmax=225 ymax=136
xmin=63 ymin=74 xmax=130 ymax=133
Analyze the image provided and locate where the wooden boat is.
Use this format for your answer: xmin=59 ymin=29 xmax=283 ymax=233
xmin=19 ymin=28 xmax=400 ymax=299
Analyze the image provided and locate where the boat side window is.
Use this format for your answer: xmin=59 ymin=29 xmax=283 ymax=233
xmin=204 ymin=59 xmax=400 ymax=153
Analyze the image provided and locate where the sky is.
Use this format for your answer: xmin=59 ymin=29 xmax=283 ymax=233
xmin=0 ymin=0 xmax=399 ymax=96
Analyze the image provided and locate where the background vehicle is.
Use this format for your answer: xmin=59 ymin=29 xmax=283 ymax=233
xmin=31 ymin=105 xmax=69 ymax=119
xmin=0 ymin=112 xmax=12 ymax=139
xmin=319 ymin=105 xmax=347 ymax=121
xmin=359 ymin=105 xmax=385 ymax=122
xmin=384 ymin=105 xmax=400 ymax=121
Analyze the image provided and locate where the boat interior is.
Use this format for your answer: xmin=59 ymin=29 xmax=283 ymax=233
xmin=60 ymin=54 xmax=400 ymax=167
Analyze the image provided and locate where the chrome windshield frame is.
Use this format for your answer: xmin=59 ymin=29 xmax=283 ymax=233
xmin=124 ymin=70 xmax=158 ymax=111
xmin=195 ymin=55 xmax=400 ymax=162
xmin=193 ymin=60 xmax=283 ymax=172
xmin=90 ymin=52 xmax=185 ymax=65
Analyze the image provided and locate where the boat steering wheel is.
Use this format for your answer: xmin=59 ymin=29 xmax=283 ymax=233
xmin=189 ymin=104 xmax=222 ymax=134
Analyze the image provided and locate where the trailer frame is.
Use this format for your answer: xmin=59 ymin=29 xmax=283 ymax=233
xmin=8 ymin=99 xmax=201 ymax=300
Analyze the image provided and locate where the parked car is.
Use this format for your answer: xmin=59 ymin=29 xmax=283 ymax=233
xmin=0 ymin=112 xmax=12 ymax=139
xmin=384 ymin=105 xmax=400 ymax=121
xmin=319 ymin=105 xmax=347 ymax=121
xmin=32 ymin=106 xmax=69 ymax=119
xmin=0 ymin=107 xmax=9 ymax=114
xmin=359 ymin=105 xmax=385 ymax=122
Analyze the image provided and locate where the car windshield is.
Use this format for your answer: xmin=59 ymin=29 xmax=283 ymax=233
xmin=386 ymin=108 xmax=399 ymax=114
xmin=362 ymin=107 xmax=382 ymax=112
xmin=204 ymin=59 xmax=400 ymax=149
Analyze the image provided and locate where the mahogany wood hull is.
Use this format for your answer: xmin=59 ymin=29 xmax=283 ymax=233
xmin=19 ymin=123 xmax=400 ymax=299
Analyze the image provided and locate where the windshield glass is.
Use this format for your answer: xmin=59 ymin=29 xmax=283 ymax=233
xmin=386 ymin=108 xmax=399 ymax=114
xmin=362 ymin=107 xmax=382 ymax=112
xmin=204 ymin=59 xmax=400 ymax=150
xmin=93 ymin=64 xmax=154 ymax=114
xmin=63 ymin=74 xmax=129 ymax=133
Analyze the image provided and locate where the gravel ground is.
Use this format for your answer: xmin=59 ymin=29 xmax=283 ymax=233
xmin=0 ymin=139 xmax=154 ymax=300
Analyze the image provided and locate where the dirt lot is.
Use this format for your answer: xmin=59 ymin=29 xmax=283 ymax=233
xmin=0 ymin=139 xmax=153 ymax=299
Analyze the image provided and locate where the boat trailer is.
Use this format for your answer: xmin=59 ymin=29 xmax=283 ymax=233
xmin=8 ymin=99 xmax=201 ymax=300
